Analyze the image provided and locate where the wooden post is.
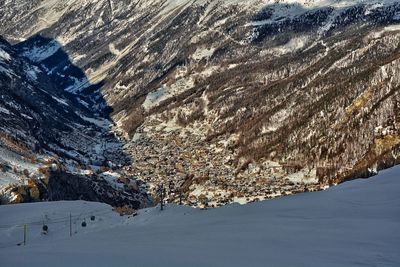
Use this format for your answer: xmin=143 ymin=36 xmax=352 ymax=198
xmin=23 ymin=224 xmax=26 ymax=246
xmin=160 ymin=184 xmax=164 ymax=211
xmin=69 ymin=213 xmax=72 ymax=237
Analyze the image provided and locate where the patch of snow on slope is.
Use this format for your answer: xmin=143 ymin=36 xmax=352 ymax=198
xmin=143 ymin=77 xmax=194 ymax=111
xmin=21 ymin=113 xmax=33 ymax=120
xmin=394 ymin=11 xmax=400 ymax=20
xmin=77 ymin=98 xmax=89 ymax=108
xmin=200 ymin=65 xmax=219 ymax=77
xmin=370 ymin=24 xmax=400 ymax=38
xmin=286 ymin=168 xmax=318 ymax=184
xmin=157 ymin=0 xmax=192 ymax=15
xmin=192 ymin=47 xmax=215 ymax=61
xmin=364 ymin=2 xmax=384 ymax=15
xmin=0 ymin=65 xmax=14 ymax=77
xmin=64 ymin=77 xmax=90 ymax=93
xmin=261 ymin=124 xmax=278 ymax=133
xmin=0 ymin=48 xmax=11 ymax=61
xmin=24 ymin=65 xmax=41 ymax=81
xmin=0 ymin=107 xmax=11 ymax=115
xmin=0 ymin=147 xmax=40 ymax=187
xmin=51 ymin=96 xmax=69 ymax=106
xmin=265 ymin=36 xmax=309 ymax=55
xmin=79 ymin=115 xmax=112 ymax=129
xmin=143 ymin=87 xmax=168 ymax=111
xmin=21 ymin=40 xmax=61 ymax=62
xmin=101 ymin=171 xmax=124 ymax=190
xmin=109 ymin=43 xmax=121 ymax=56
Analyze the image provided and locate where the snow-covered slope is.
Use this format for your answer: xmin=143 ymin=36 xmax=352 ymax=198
xmin=0 ymin=166 xmax=399 ymax=267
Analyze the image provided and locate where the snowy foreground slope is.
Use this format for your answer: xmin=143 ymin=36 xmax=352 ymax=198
xmin=1 ymin=167 xmax=400 ymax=267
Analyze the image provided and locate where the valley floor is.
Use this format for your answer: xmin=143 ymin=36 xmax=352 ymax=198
xmin=0 ymin=167 xmax=399 ymax=267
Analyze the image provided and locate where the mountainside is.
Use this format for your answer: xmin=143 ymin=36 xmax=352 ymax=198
xmin=1 ymin=0 xmax=400 ymax=206
xmin=0 ymin=37 xmax=150 ymax=208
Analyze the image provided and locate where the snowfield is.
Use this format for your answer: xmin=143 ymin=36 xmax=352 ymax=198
xmin=0 ymin=166 xmax=400 ymax=267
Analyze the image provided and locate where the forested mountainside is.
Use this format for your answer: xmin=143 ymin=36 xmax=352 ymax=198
xmin=1 ymin=0 xmax=400 ymax=206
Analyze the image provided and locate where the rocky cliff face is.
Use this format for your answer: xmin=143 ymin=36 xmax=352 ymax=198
xmin=1 ymin=0 xmax=400 ymax=207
